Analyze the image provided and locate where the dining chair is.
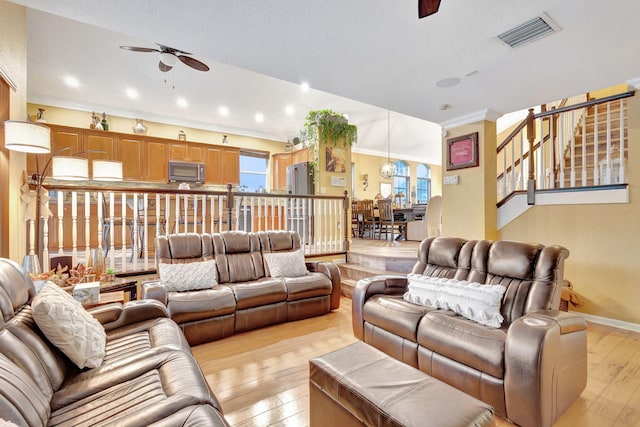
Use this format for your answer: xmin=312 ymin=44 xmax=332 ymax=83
xmin=351 ymin=200 xmax=360 ymax=237
xmin=377 ymin=199 xmax=394 ymax=240
xmin=359 ymin=199 xmax=377 ymax=239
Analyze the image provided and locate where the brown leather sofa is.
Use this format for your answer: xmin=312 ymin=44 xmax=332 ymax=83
xmin=143 ymin=230 xmax=341 ymax=345
xmin=352 ymin=237 xmax=588 ymax=427
xmin=0 ymin=257 xmax=229 ymax=426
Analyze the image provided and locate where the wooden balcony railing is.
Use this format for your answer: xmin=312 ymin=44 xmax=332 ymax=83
xmin=27 ymin=182 xmax=349 ymax=273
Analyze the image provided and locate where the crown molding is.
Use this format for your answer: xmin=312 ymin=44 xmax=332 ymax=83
xmin=0 ymin=66 xmax=17 ymax=92
xmin=440 ymin=109 xmax=502 ymax=130
xmin=351 ymin=146 xmax=440 ymax=165
xmin=27 ymin=94 xmax=287 ymax=143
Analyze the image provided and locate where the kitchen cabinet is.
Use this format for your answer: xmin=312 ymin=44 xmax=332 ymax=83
xmin=205 ymin=146 xmax=240 ymax=185
xmin=144 ymin=140 xmax=168 ymax=182
xmin=272 ymin=153 xmax=292 ymax=190
xmin=117 ymin=136 xmax=144 ymax=181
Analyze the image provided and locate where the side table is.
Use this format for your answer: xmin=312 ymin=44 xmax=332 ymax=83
xmin=100 ymin=277 xmax=138 ymax=301
xmin=83 ymin=291 xmax=125 ymax=309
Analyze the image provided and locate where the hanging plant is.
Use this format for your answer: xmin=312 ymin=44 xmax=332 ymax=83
xmin=304 ymin=110 xmax=357 ymax=184
xmin=304 ymin=109 xmax=358 ymax=148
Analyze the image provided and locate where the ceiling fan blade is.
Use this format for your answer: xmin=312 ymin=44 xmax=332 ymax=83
xmin=120 ymin=45 xmax=160 ymax=53
xmin=157 ymin=44 xmax=192 ymax=56
xmin=178 ymin=55 xmax=210 ymax=72
xmin=418 ymin=0 xmax=441 ymax=18
xmin=158 ymin=61 xmax=173 ymax=72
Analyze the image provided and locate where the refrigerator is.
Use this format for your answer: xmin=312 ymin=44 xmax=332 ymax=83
xmin=285 ymin=162 xmax=314 ymax=243
xmin=286 ymin=162 xmax=314 ymax=195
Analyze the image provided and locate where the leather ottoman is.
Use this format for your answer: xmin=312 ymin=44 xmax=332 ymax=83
xmin=309 ymin=341 xmax=494 ymax=427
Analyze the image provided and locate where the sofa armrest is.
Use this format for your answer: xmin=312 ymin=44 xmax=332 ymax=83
xmin=89 ymin=299 xmax=170 ymax=331
xmin=306 ymin=261 xmax=341 ymax=310
xmin=504 ymin=310 xmax=587 ymax=427
xmin=142 ymin=280 xmax=168 ymax=305
xmin=352 ymin=274 xmax=408 ymax=340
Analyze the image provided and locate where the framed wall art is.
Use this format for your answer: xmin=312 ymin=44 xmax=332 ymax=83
xmin=446 ymin=132 xmax=479 ymax=171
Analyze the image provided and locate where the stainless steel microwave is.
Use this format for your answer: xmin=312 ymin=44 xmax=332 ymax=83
xmin=168 ymin=161 xmax=205 ymax=183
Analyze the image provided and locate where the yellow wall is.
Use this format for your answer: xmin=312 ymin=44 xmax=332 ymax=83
xmin=351 ymin=151 xmax=442 ymax=202
xmin=500 ymin=93 xmax=640 ymax=323
xmin=442 ymin=121 xmax=498 ymax=240
xmin=1 ymin=0 xmax=28 ymax=260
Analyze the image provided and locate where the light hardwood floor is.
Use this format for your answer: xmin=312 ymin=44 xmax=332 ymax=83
xmin=191 ymin=297 xmax=640 ymax=427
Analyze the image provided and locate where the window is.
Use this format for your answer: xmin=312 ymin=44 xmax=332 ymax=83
xmin=239 ymin=150 xmax=268 ymax=192
xmin=393 ymin=160 xmax=409 ymax=198
xmin=416 ymin=164 xmax=431 ymax=204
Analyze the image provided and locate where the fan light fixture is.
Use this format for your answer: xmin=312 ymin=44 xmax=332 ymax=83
xmin=379 ymin=111 xmax=396 ymax=179
xmin=159 ymin=52 xmax=178 ymax=66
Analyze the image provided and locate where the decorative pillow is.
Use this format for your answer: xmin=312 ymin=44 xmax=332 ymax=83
xmin=436 ymin=280 xmax=506 ymax=328
xmin=403 ymin=274 xmax=443 ymax=306
xmin=263 ymin=249 xmax=308 ymax=278
xmin=158 ymin=260 xmax=217 ymax=292
xmin=404 ymin=277 xmax=506 ymax=328
xmin=32 ymin=282 xmax=106 ymax=369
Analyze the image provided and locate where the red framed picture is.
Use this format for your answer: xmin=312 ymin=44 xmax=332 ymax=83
xmin=446 ymin=132 xmax=479 ymax=171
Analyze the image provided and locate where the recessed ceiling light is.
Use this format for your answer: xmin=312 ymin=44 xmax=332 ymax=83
xmin=435 ymin=77 xmax=460 ymax=88
xmin=300 ymin=82 xmax=310 ymax=92
xmin=177 ymin=98 xmax=187 ymax=108
xmin=125 ymin=88 xmax=139 ymax=99
xmin=285 ymin=105 xmax=295 ymax=115
xmin=219 ymin=106 xmax=229 ymax=116
xmin=255 ymin=113 xmax=264 ymax=123
xmin=64 ymin=75 xmax=79 ymax=88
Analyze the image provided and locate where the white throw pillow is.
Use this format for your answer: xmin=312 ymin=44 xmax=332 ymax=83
xmin=158 ymin=260 xmax=217 ymax=292
xmin=32 ymin=282 xmax=106 ymax=369
xmin=403 ymin=274 xmax=444 ymax=306
xmin=263 ymin=249 xmax=308 ymax=278
xmin=404 ymin=277 xmax=506 ymax=328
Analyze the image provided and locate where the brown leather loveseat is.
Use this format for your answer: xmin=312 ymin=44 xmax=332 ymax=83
xmin=352 ymin=237 xmax=587 ymax=427
xmin=143 ymin=230 xmax=341 ymax=345
xmin=0 ymin=257 xmax=229 ymax=426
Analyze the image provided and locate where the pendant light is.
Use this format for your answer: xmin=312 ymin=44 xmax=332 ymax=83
xmin=379 ymin=110 xmax=396 ymax=179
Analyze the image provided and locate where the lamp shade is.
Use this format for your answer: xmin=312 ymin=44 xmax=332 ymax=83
xmin=4 ymin=121 xmax=51 ymax=153
xmin=51 ymin=156 xmax=89 ymax=180
xmin=92 ymin=160 xmax=123 ymax=181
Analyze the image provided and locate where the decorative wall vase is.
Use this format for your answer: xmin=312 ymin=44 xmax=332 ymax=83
xmin=133 ymin=118 xmax=148 ymax=135
xmin=36 ymin=108 xmax=47 ymax=123
xmin=101 ymin=112 xmax=109 ymax=131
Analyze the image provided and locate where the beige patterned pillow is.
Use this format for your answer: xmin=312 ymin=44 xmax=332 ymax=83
xmin=158 ymin=259 xmax=217 ymax=292
xmin=263 ymin=249 xmax=308 ymax=278
xmin=32 ymin=282 xmax=106 ymax=369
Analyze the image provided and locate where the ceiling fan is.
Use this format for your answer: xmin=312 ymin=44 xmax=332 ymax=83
xmin=419 ymin=0 xmax=441 ymax=18
xmin=119 ymin=44 xmax=210 ymax=72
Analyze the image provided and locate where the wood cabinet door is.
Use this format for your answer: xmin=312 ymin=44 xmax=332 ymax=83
xmin=84 ymin=131 xmax=116 ymax=177
xmin=223 ymin=148 xmax=240 ymax=185
xmin=168 ymin=143 xmax=188 ymax=161
xmin=118 ymin=136 xmax=144 ymax=181
xmin=205 ymin=147 xmax=223 ymax=184
xmin=272 ymin=153 xmax=292 ymax=190
xmin=145 ymin=141 xmax=168 ymax=182
xmin=292 ymin=148 xmax=309 ymax=164
xmin=187 ymin=144 xmax=204 ymax=162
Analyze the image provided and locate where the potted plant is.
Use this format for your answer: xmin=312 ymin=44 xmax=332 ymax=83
xmin=304 ymin=110 xmax=357 ymax=182
xmin=104 ymin=268 xmax=116 ymax=282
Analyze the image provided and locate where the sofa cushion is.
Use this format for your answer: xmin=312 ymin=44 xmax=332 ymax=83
xmin=229 ymin=278 xmax=287 ymax=309
xmin=284 ymin=273 xmax=332 ymax=301
xmin=32 ymin=283 xmax=106 ymax=369
xmin=417 ymin=312 xmax=507 ymax=378
xmin=363 ymin=295 xmax=437 ymax=342
xmin=263 ymin=249 xmax=308 ymax=278
xmin=159 ymin=259 xmax=217 ymax=292
xmin=167 ymin=286 xmax=236 ymax=323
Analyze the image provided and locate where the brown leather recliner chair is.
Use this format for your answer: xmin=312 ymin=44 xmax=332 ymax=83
xmin=352 ymin=237 xmax=587 ymax=427
xmin=0 ymin=257 xmax=228 ymax=426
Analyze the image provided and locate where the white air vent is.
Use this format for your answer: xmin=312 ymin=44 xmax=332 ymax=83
xmin=497 ymin=12 xmax=560 ymax=49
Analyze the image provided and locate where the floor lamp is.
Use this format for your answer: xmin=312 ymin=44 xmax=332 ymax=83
xmin=4 ymin=121 xmax=51 ymax=272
